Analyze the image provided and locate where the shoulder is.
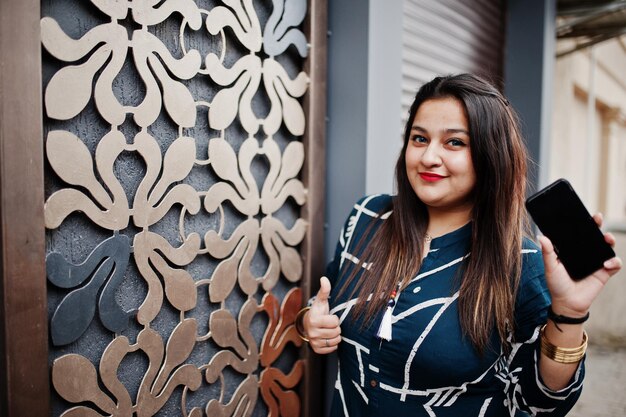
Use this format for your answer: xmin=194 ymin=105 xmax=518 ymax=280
xmin=338 ymin=194 xmax=393 ymax=247
xmin=346 ymin=194 xmax=393 ymax=230
xmin=351 ymin=194 xmax=393 ymax=217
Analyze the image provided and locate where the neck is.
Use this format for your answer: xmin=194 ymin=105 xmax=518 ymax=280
xmin=426 ymin=205 xmax=472 ymax=238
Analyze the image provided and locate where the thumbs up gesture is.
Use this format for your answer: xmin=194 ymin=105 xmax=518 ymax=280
xmin=303 ymin=276 xmax=342 ymax=354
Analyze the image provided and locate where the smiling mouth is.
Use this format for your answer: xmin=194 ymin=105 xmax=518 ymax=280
xmin=419 ymin=173 xmax=446 ymax=182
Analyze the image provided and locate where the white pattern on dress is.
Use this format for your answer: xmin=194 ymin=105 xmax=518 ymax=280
xmin=351 ymin=380 xmax=369 ymax=404
xmin=478 ymin=397 xmax=492 ymax=417
xmin=401 ymin=292 xmax=460 ymax=400
xmin=409 ymin=254 xmax=470 ymax=285
xmin=335 ymin=359 xmax=350 ymax=416
xmin=342 ymin=336 xmax=370 ymax=387
xmin=339 ymin=195 xmax=382 ymax=270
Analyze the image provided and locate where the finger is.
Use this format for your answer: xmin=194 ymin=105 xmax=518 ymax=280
xmin=538 ymin=235 xmax=559 ymax=275
xmin=311 ymin=335 xmax=342 ymax=352
xmin=328 ymin=334 xmax=342 ymax=346
xmin=321 ymin=334 xmax=342 ymax=348
xmin=312 ymin=344 xmax=338 ymax=354
xmin=604 ymin=256 xmax=622 ymax=272
xmin=604 ymin=232 xmax=616 ymax=248
xmin=593 ymin=213 xmax=604 ymax=228
xmin=307 ymin=326 xmax=341 ymax=340
xmin=314 ymin=276 xmax=331 ymax=305
xmin=310 ymin=314 xmax=340 ymax=329
xmin=311 ymin=277 xmax=332 ymax=315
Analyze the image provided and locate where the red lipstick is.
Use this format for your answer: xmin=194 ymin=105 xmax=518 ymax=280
xmin=419 ymin=172 xmax=445 ymax=182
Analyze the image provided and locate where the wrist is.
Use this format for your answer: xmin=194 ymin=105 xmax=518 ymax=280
xmin=295 ymin=307 xmax=310 ymax=342
xmin=540 ymin=324 xmax=587 ymax=364
xmin=547 ymin=304 xmax=589 ymax=332
xmin=549 ymin=303 xmax=589 ymax=319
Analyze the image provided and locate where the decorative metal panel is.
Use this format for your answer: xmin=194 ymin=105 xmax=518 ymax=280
xmin=42 ymin=0 xmax=312 ymax=416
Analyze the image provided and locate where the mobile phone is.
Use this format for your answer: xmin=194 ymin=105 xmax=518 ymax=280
xmin=525 ymin=178 xmax=615 ymax=280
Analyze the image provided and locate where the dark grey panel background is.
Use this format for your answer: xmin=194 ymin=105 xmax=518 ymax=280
xmin=42 ymin=0 xmax=304 ymax=415
xmin=324 ymin=1 xmax=369 ymax=415
xmin=324 ymin=0 xmax=369 ymax=262
xmin=504 ymin=0 xmax=556 ymax=193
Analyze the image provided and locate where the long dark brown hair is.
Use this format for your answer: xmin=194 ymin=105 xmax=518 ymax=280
xmin=338 ymin=74 xmax=529 ymax=353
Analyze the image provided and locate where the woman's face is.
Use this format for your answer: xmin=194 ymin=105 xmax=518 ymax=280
xmin=405 ymin=97 xmax=476 ymax=213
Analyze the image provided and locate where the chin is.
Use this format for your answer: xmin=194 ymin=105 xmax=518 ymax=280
xmin=415 ymin=189 xmax=442 ymax=201
xmin=416 ymin=196 xmax=444 ymax=207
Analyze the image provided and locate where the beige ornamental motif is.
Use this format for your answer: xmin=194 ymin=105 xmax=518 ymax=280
xmin=42 ymin=0 xmax=312 ymax=416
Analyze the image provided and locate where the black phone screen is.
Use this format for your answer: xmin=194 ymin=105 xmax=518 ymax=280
xmin=525 ymin=179 xmax=615 ymax=280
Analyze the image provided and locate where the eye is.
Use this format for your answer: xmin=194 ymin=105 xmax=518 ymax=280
xmin=411 ymin=135 xmax=428 ymax=144
xmin=446 ymin=138 xmax=466 ymax=147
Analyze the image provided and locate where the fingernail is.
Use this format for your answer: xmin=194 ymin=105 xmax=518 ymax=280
xmin=604 ymin=258 xmax=616 ymax=269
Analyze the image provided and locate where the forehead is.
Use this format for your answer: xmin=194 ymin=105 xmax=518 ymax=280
xmin=412 ymin=97 xmax=469 ymax=130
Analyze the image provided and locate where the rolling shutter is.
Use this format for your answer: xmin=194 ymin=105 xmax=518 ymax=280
xmin=402 ymin=0 xmax=504 ymax=119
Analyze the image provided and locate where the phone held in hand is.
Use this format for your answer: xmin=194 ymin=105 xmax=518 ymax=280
xmin=525 ymin=178 xmax=615 ymax=280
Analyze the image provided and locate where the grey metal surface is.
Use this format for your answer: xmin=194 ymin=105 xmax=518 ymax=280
xmin=325 ymin=0 xmax=369 ymax=262
xmin=365 ymin=0 xmax=404 ymax=196
xmin=47 ymin=233 xmax=132 ymax=345
xmin=401 ymin=0 xmax=504 ymax=123
xmin=504 ymin=0 xmax=556 ymax=192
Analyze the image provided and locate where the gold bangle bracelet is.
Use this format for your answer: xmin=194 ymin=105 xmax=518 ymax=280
xmin=295 ymin=306 xmax=311 ymax=342
xmin=540 ymin=324 xmax=588 ymax=364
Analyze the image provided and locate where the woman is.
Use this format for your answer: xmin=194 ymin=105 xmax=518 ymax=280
xmin=296 ymin=74 xmax=622 ymax=416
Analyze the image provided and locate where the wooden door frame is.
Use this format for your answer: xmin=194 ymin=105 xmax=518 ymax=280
xmin=301 ymin=1 xmax=328 ymax=416
xmin=0 ymin=0 xmax=327 ymax=416
xmin=0 ymin=0 xmax=49 ymax=415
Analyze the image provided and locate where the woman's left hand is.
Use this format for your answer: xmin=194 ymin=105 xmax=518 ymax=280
xmin=539 ymin=213 xmax=622 ymax=317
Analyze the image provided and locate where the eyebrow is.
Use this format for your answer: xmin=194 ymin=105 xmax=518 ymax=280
xmin=411 ymin=125 xmax=470 ymax=136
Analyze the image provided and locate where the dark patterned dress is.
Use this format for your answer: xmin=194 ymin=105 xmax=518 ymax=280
xmin=326 ymin=195 xmax=584 ymax=417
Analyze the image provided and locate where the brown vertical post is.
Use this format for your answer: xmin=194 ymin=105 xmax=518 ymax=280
xmin=302 ymin=0 xmax=328 ymax=416
xmin=0 ymin=0 xmax=49 ymax=415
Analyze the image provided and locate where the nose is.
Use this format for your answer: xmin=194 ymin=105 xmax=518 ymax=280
xmin=420 ymin=143 xmax=442 ymax=167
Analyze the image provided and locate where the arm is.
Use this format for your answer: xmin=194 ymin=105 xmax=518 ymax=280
xmin=505 ymin=259 xmax=583 ymax=416
xmin=298 ymin=194 xmax=393 ymax=354
xmin=537 ymin=214 xmax=621 ymax=389
xmin=296 ymin=200 xmax=352 ymax=355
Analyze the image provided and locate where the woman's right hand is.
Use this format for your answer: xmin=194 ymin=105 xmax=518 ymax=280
xmin=303 ymin=276 xmax=342 ymax=354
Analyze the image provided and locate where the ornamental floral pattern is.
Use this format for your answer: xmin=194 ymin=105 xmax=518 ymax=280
xmin=42 ymin=0 xmax=311 ymax=416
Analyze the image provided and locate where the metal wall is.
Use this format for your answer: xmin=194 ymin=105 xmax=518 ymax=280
xmin=402 ymin=0 xmax=504 ymax=119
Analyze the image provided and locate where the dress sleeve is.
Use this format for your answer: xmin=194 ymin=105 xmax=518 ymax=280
xmin=505 ymin=249 xmax=585 ymax=416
